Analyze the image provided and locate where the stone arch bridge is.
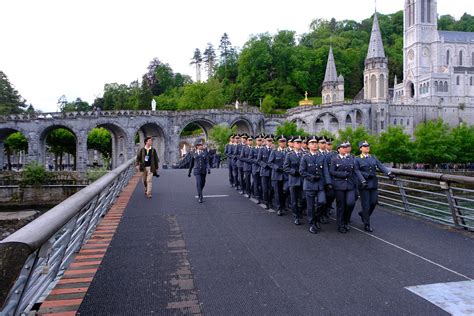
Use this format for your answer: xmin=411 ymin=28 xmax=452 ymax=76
xmin=0 ymin=102 xmax=375 ymax=171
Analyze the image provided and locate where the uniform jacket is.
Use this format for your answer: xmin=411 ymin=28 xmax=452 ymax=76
xmin=250 ymin=147 xmax=261 ymax=175
xmin=240 ymin=145 xmax=253 ymax=172
xmin=329 ymin=154 xmax=365 ymax=191
xmin=299 ymin=152 xmax=331 ymax=191
xmin=355 ymin=154 xmax=390 ymax=189
xmin=234 ymin=143 xmax=243 ymax=167
xmin=224 ymin=143 xmax=234 ymax=167
xmin=267 ymin=148 xmax=287 ymax=181
xmin=188 ymin=150 xmax=211 ymax=175
xmin=257 ymin=146 xmax=272 ymax=177
xmin=136 ymin=147 xmax=159 ymax=174
xmin=283 ymin=150 xmax=303 ymax=187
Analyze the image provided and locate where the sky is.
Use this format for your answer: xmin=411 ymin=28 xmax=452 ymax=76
xmin=0 ymin=0 xmax=470 ymax=112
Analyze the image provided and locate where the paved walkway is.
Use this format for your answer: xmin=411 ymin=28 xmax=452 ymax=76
xmin=40 ymin=169 xmax=474 ymax=315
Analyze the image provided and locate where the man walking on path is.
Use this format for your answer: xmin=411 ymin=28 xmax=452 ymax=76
xmin=136 ymin=136 xmax=159 ymax=198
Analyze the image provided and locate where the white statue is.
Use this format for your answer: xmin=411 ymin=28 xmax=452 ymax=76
xmin=235 ymin=100 xmax=239 ymax=109
xmin=151 ymin=99 xmax=156 ymax=111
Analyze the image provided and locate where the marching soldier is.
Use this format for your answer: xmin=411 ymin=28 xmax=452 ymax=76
xmin=257 ymin=134 xmax=273 ymax=209
xmin=322 ymin=137 xmax=337 ymax=222
xmin=300 ymin=136 xmax=332 ymax=233
xmin=188 ymin=140 xmax=211 ymax=203
xmin=231 ymin=134 xmax=241 ymax=190
xmin=301 ymin=136 xmax=309 ymax=153
xmin=287 ymin=136 xmax=294 ymax=153
xmin=330 ymin=141 xmax=366 ymax=233
xmin=224 ymin=134 xmax=235 ymax=187
xmin=240 ymin=135 xmax=254 ymax=198
xmin=283 ymin=135 xmax=304 ymax=225
xmin=268 ymin=135 xmax=288 ymax=216
xmin=251 ymin=134 xmax=263 ymax=203
xmin=355 ymin=140 xmax=396 ymax=232
xmin=237 ymin=134 xmax=248 ymax=194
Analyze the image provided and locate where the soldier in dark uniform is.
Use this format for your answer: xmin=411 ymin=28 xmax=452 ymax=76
xmin=322 ymin=137 xmax=337 ymax=222
xmin=268 ymin=135 xmax=287 ymax=216
xmin=225 ymin=134 xmax=235 ymax=186
xmin=257 ymin=134 xmax=273 ymax=209
xmin=355 ymin=140 xmax=396 ymax=232
xmin=251 ymin=135 xmax=263 ymax=203
xmin=330 ymin=141 xmax=366 ymax=233
xmin=231 ymin=134 xmax=241 ymax=190
xmin=283 ymin=135 xmax=304 ymax=225
xmin=287 ymin=136 xmax=294 ymax=153
xmin=240 ymin=135 xmax=254 ymax=198
xmin=237 ymin=134 xmax=248 ymax=194
xmin=188 ymin=140 xmax=211 ymax=203
xmin=301 ymin=136 xmax=309 ymax=153
xmin=300 ymin=136 xmax=332 ymax=233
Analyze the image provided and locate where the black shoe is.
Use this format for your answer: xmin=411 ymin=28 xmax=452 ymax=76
xmin=198 ymin=197 xmax=203 ymax=203
xmin=294 ymin=218 xmax=301 ymax=225
xmin=277 ymin=209 xmax=284 ymax=216
xmin=247 ymin=194 xmax=251 ymax=199
xmin=265 ymin=204 xmax=270 ymax=210
xmin=344 ymin=224 xmax=350 ymax=232
xmin=309 ymin=225 xmax=318 ymax=234
xmin=358 ymin=212 xmax=363 ymax=222
xmin=364 ymin=224 xmax=373 ymax=233
xmin=257 ymin=200 xmax=261 ymax=205
xmin=320 ymin=216 xmax=328 ymax=224
xmin=338 ymin=227 xmax=347 ymax=233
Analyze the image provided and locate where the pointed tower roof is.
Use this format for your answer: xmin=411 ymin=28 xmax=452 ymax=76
xmin=323 ymin=46 xmax=338 ymax=83
xmin=366 ymin=12 xmax=385 ymax=59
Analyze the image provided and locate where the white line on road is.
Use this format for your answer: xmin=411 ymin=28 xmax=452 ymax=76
xmin=194 ymin=195 xmax=229 ymax=198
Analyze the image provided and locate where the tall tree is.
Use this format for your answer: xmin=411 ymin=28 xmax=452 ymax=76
xmin=0 ymin=71 xmax=26 ymax=114
xmin=203 ymin=43 xmax=217 ymax=79
xmin=190 ymin=48 xmax=203 ymax=82
xmin=87 ymin=127 xmax=112 ymax=159
xmin=450 ymin=123 xmax=474 ymax=164
xmin=275 ymin=121 xmax=307 ymax=137
xmin=377 ymin=126 xmax=413 ymax=167
xmin=413 ymin=119 xmax=454 ymax=167
xmin=4 ymin=132 xmax=28 ymax=170
xmin=46 ymin=128 xmax=77 ymax=170
xmin=219 ymin=33 xmax=233 ymax=75
xmin=337 ymin=126 xmax=377 ymax=155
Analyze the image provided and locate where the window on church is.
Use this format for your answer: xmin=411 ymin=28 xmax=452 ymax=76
xmin=421 ymin=0 xmax=425 ymax=23
xmin=407 ymin=119 xmax=410 ymax=126
xmin=379 ymin=74 xmax=385 ymax=98
xmin=394 ymin=119 xmax=397 ymax=125
xmin=472 ymin=52 xmax=474 ymax=66
xmin=434 ymin=81 xmax=438 ymax=92
xmin=427 ymin=0 xmax=431 ymax=23
xmin=381 ymin=121 xmax=385 ymax=130
xmin=459 ymin=51 xmax=463 ymax=66
xmin=444 ymin=81 xmax=448 ymax=92
xmin=401 ymin=119 xmax=404 ymax=125
xmin=370 ymin=75 xmax=377 ymax=99
xmin=470 ymin=77 xmax=473 ymax=86
xmin=447 ymin=50 xmax=450 ymax=65
xmin=457 ymin=76 xmax=460 ymax=85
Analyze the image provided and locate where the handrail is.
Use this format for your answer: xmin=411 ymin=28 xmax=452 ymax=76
xmin=388 ymin=168 xmax=474 ymax=186
xmin=0 ymin=158 xmax=136 ymax=315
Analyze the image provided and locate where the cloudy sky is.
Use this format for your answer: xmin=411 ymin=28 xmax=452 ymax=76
xmin=0 ymin=0 xmax=470 ymax=112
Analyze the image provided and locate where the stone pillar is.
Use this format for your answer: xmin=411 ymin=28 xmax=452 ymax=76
xmin=166 ymin=126 xmax=181 ymax=167
xmin=76 ymin=132 xmax=88 ymax=172
xmin=27 ymin=133 xmax=40 ymax=167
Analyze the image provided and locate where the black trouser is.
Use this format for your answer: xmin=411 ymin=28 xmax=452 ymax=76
xmin=228 ymin=161 xmax=234 ymax=186
xmin=232 ymin=162 xmax=239 ymax=188
xmin=335 ymin=189 xmax=356 ymax=228
xmin=359 ymin=189 xmax=378 ymax=225
xmin=289 ymin=185 xmax=302 ymax=218
xmin=305 ymin=190 xmax=327 ymax=225
xmin=323 ymin=187 xmax=336 ymax=217
xmin=261 ymin=176 xmax=271 ymax=205
xmin=272 ymin=180 xmax=285 ymax=211
xmin=238 ymin=167 xmax=245 ymax=191
xmin=194 ymin=173 xmax=206 ymax=198
xmin=244 ymin=171 xmax=252 ymax=195
xmin=252 ymin=172 xmax=261 ymax=200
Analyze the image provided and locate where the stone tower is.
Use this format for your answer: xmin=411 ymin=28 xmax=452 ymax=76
xmin=364 ymin=12 xmax=389 ymax=102
xmin=322 ymin=46 xmax=344 ymax=105
xmin=403 ymin=0 xmax=438 ymax=99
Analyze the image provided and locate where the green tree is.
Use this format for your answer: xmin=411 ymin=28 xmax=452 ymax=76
xmin=46 ymin=128 xmax=76 ymax=170
xmin=203 ymin=43 xmax=217 ymax=78
xmin=87 ymin=127 xmax=112 ymax=159
xmin=413 ymin=119 xmax=454 ymax=167
xmin=209 ymin=124 xmax=236 ymax=154
xmin=275 ymin=121 xmax=307 ymax=137
xmin=60 ymin=97 xmax=91 ymax=112
xmin=21 ymin=162 xmax=50 ymax=186
xmin=450 ymin=124 xmax=474 ymax=164
xmin=377 ymin=126 xmax=413 ymax=167
xmin=0 ymin=71 xmax=26 ymax=114
xmin=4 ymin=132 xmax=28 ymax=170
xmin=261 ymin=95 xmax=276 ymax=114
xmin=190 ymin=48 xmax=203 ymax=82
xmin=337 ymin=126 xmax=377 ymax=155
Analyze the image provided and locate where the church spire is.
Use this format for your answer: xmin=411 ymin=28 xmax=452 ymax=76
xmin=366 ymin=12 xmax=385 ymax=60
xmin=323 ymin=46 xmax=338 ymax=83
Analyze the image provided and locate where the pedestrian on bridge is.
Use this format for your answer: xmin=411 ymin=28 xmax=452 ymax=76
xmin=188 ymin=140 xmax=211 ymax=203
xmin=136 ymin=136 xmax=159 ymax=199
xmin=355 ymin=141 xmax=396 ymax=232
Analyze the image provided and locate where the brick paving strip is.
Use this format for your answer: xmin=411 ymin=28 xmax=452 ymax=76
xmin=37 ymin=174 xmax=140 ymax=316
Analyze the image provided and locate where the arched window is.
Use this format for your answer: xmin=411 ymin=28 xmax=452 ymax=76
xmin=457 ymin=76 xmax=460 ymax=85
xmin=326 ymin=95 xmax=331 ymax=103
xmin=434 ymin=81 xmax=438 ymax=92
xmin=427 ymin=0 xmax=431 ymax=23
xmin=407 ymin=119 xmax=410 ymax=126
xmin=421 ymin=0 xmax=426 ymax=23
xmin=370 ymin=75 xmax=377 ymax=98
xmin=426 ymin=82 xmax=430 ymax=93
xmin=447 ymin=50 xmax=450 ymax=65
xmin=401 ymin=119 xmax=404 ymax=125
xmin=470 ymin=77 xmax=473 ymax=86
xmin=419 ymin=85 xmax=423 ymax=94
xmin=379 ymin=74 xmax=385 ymax=98
xmin=472 ymin=52 xmax=474 ymax=66
xmin=459 ymin=51 xmax=463 ymax=65
xmin=444 ymin=81 xmax=448 ymax=92
xmin=333 ymin=94 xmax=337 ymax=102
xmin=394 ymin=119 xmax=397 ymax=125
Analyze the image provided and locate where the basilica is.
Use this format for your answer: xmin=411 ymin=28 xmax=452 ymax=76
xmin=314 ymin=0 xmax=474 ymax=135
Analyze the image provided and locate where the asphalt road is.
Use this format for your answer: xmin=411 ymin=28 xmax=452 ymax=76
xmin=78 ymin=169 xmax=474 ymax=315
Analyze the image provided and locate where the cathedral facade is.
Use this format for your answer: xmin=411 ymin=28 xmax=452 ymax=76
xmin=298 ymin=0 xmax=474 ymax=136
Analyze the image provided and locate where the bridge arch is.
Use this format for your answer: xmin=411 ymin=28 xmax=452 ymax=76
xmin=230 ymin=117 xmax=253 ymax=135
xmin=179 ymin=118 xmax=216 ymax=140
xmin=135 ymin=122 xmax=166 ymax=166
xmin=85 ymin=122 xmax=128 ymax=169
xmin=0 ymin=127 xmax=30 ymax=170
xmin=39 ymin=124 xmax=78 ymax=170
xmin=314 ymin=113 xmax=339 ymax=135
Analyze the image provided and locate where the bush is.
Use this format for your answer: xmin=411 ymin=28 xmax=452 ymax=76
xmin=21 ymin=162 xmax=50 ymax=186
xmin=86 ymin=169 xmax=109 ymax=183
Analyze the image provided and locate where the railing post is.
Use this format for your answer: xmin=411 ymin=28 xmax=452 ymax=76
xmin=440 ymin=181 xmax=467 ymax=229
xmin=396 ymin=179 xmax=411 ymax=213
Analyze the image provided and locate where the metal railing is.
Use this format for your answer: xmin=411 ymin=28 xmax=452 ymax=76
xmin=0 ymin=158 xmax=136 ymax=315
xmin=379 ymin=168 xmax=474 ymax=231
